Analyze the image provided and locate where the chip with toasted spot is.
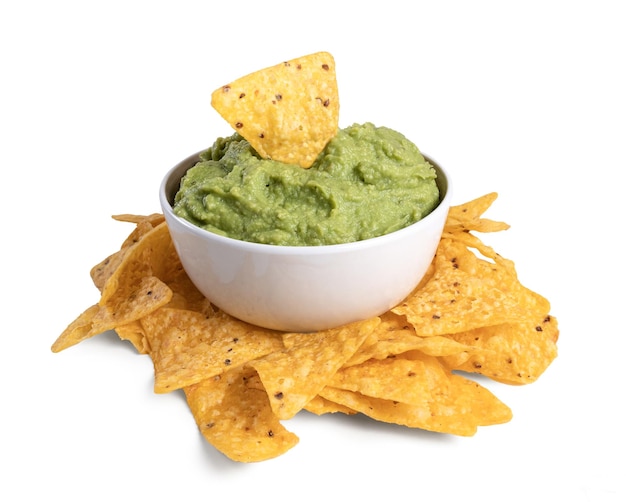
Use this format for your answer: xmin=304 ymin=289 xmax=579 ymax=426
xmin=141 ymin=308 xmax=284 ymax=393
xmin=441 ymin=314 xmax=559 ymax=385
xmin=211 ymin=52 xmax=339 ymax=168
xmin=393 ymin=239 xmax=531 ymax=335
xmin=249 ymin=317 xmax=379 ymax=420
xmin=323 ymin=354 xmax=512 ymax=436
xmin=93 ymin=276 xmax=172 ymax=331
xmin=90 ymin=214 xmax=165 ymax=291
xmin=184 ymin=366 xmax=299 ymax=462
xmin=51 ymin=276 xmax=172 ymax=353
xmin=99 ymin=221 xmax=180 ymax=306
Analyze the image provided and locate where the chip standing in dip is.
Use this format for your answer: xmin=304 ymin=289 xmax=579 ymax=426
xmin=173 ymin=122 xmax=440 ymax=246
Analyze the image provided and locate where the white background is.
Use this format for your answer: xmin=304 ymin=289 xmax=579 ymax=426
xmin=2 ymin=1 xmax=624 ymax=500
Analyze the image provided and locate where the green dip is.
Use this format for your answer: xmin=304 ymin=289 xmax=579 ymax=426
xmin=173 ymin=122 xmax=440 ymax=246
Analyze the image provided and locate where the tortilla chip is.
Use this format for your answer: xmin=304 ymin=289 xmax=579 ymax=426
xmin=441 ymin=233 xmax=551 ymax=315
xmin=90 ymin=214 xmax=165 ymax=290
xmin=184 ymin=366 xmax=299 ymax=462
xmin=99 ymin=221 xmax=181 ymax=306
xmin=249 ymin=317 xmax=379 ymax=420
xmin=445 ymin=192 xmax=500 ymax=229
xmin=51 ymin=276 xmax=172 ymax=353
xmin=393 ymin=239 xmax=531 ymax=335
xmin=211 ymin=52 xmax=339 ymax=168
xmin=442 ymin=314 xmax=559 ymax=385
xmin=111 ymin=213 xmax=166 ymax=226
xmin=51 ymin=304 xmax=101 ymax=353
xmin=345 ymin=326 xmax=471 ymax=367
xmin=114 ymin=321 xmax=150 ymax=354
xmin=92 ymin=276 xmax=173 ymax=332
xmin=323 ymin=353 xmax=512 ymax=435
xmin=304 ymin=395 xmax=356 ymax=416
xmin=163 ymin=269 xmax=214 ymax=314
xmin=141 ymin=308 xmax=284 ymax=393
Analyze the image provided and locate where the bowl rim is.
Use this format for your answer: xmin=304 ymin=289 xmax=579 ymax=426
xmin=159 ymin=150 xmax=452 ymax=256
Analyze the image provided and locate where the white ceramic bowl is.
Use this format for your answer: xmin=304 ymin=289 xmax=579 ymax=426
xmin=160 ymin=150 xmax=452 ymax=332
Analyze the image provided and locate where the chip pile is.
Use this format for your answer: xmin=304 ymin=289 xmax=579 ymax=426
xmin=51 ymin=193 xmax=559 ymax=463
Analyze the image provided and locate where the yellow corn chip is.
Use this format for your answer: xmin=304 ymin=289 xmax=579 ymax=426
xmin=164 ymin=269 xmax=213 ymax=314
xmin=444 ymin=218 xmax=510 ymax=234
xmin=440 ymin=233 xmax=551 ymax=315
xmin=442 ymin=314 xmax=559 ymax=385
xmin=184 ymin=366 xmax=299 ymax=462
xmin=141 ymin=308 xmax=284 ymax=393
xmin=393 ymin=239 xmax=531 ymax=335
xmin=445 ymin=192 xmax=500 ymax=229
xmin=99 ymin=221 xmax=181 ymax=306
xmin=304 ymin=396 xmax=356 ymax=415
xmin=111 ymin=213 xmax=166 ymax=226
xmin=93 ymin=276 xmax=173 ymax=331
xmin=345 ymin=327 xmax=471 ymax=367
xmin=249 ymin=317 xmax=379 ymax=420
xmin=211 ymin=52 xmax=339 ymax=168
xmin=323 ymin=353 xmax=512 ymax=436
xmin=51 ymin=276 xmax=172 ymax=353
xmin=90 ymin=214 xmax=165 ymax=290
xmin=51 ymin=304 xmax=101 ymax=353
xmin=115 ymin=320 xmax=150 ymax=354
xmin=304 ymin=395 xmax=356 ymax=416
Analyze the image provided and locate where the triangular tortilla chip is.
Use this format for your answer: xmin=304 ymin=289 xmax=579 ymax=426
xmin=442 ymin=314 xmax=559 ymax=385
xmin=248 ymin=317 xmax=379 ymax=420
xmin=50 ymin=276 xmax=172 ymax=353
xmin=323 ymin=352 xmax=512 ymax=436
xmin=184 ymin=366 xmax=299 ymax=462
xmin=393 ymin=239 xmax=537 ymax=335
xmin=141 ymin=308 xmax=284 ymax=393
xmin=211 ymin=51 xmax=339 ymax=168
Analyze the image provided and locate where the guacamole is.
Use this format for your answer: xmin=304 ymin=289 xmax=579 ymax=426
xmin=173 ymin=122 xmax=440 ymax=246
